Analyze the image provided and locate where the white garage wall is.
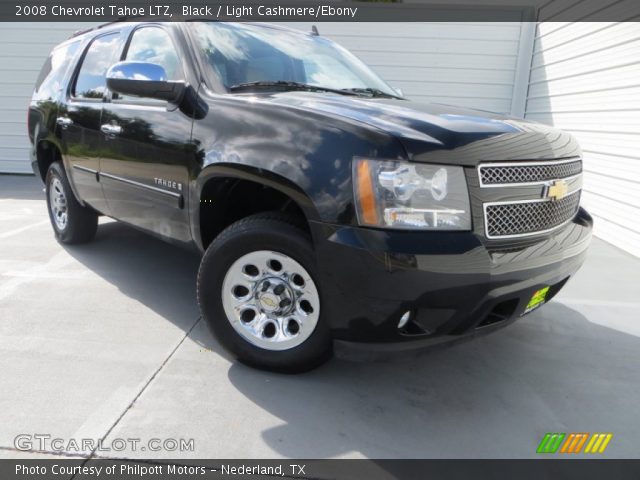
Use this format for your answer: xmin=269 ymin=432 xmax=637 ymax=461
xmin=525 ymin=22 xmax=640 ymax=257
xmin=0 ymin=21 xmax=527 ymax=175
xmin=0 ymin=22 xmax=97 ymax=174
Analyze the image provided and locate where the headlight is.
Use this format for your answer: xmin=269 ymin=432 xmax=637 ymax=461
xmin=353 ymin=158 xmax=471 ymax=230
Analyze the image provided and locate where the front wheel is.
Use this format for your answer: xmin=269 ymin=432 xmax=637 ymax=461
xmin=197 ymin=213 xmax=331 ymax=373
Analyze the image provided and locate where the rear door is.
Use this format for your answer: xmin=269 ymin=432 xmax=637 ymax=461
xmin=58 ymin=31 xmax=123 ymax=214
xmin=99 ymin=24 xmax=193 ymax=243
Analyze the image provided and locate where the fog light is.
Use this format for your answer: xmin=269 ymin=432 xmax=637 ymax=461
xmin=398 ymin=311 xmax=411 ymax=329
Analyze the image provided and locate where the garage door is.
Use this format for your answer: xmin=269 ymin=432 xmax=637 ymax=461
xmin=525 ymin=22 xmax=640 ymax=257
xmin=0 ymin=20 xmax=527 ymax=175
xmin=0 ymin=22 xmax=97 ymax=173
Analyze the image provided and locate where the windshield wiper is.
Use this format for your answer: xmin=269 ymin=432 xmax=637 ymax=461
xmin=341 ymin=87 xmax=402 ymax=99
xmin=228 ymin=81 xmax=359 ymax=96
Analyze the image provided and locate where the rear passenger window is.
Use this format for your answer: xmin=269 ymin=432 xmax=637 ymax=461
xmin=73 ymin=33 xmax=120 ymax=99
xmin=34 ymin=41 xmax=80 ymax=99
xmin=125 ymin=27 xmax=183 ymax=80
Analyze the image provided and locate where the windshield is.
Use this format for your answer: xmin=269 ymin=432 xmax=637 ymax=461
xmin=191 ymin=22 xmax=398 ymax=96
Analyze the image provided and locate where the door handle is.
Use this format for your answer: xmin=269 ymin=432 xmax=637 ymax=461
xmin=56 ymin=117 xmax=73 ymax=129
xmin=100 ymin=124 xmax=123 ymax=136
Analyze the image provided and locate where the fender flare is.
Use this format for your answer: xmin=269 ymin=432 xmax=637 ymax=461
xmin=35 ymin=135 xmax=87 ymax=206
xmin=192 ymin=163 xmax=322 ymax=251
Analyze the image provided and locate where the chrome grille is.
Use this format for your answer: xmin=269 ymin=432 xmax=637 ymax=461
xmin=484 ymin=190 xmax=581 ymax=239
xmin=479 ymin=159 xmax=582 ymax=186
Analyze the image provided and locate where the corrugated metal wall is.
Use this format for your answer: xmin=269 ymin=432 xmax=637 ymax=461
xmin=0 ymin=22 xmax=97 ymax=174
xmin=525 ymin=22 xmax=640 ymax=257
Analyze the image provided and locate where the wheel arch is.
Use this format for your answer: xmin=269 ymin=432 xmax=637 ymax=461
xmin=194 ymin=164 xmax=322 ymax=252
xmin=35 ymin=138 xmax=62 ymax=181
xmin=35 ymin=138 xmax=87 ymax=206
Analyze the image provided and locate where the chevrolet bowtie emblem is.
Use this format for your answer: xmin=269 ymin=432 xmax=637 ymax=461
xmin=545 ymin=179 xmax=569 ymax=201
xmin=262 ymin=298 xmax=276 ymax=307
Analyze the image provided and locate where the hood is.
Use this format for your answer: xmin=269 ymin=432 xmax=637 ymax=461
xmin=260 ymin=92 xmax=581 ymax=165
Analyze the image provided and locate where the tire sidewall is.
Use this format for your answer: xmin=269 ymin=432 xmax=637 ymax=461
xmin=45 ymin=162 xmax=97 ymax=244
xmin=198 ymin=218 xmax=331 ymax=372
xmin=45 ymin=162 xmax=69 ymax=241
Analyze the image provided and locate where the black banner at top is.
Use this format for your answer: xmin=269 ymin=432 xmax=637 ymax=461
xmin=3 ymin=0 xmax=640 ymax=22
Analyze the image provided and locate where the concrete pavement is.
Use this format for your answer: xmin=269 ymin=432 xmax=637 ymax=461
xmin=1 ymin=174 xmax=639 ymax=460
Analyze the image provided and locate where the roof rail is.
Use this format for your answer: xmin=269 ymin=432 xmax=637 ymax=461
xmin=70 ymin=16 xmax=144 ymax=37
xmin=70 ymin=18 xmax=311 ymax=39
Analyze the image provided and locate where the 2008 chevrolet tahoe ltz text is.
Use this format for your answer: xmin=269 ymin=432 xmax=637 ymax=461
xmin=28 ymin=21 xmax=592 ymax=372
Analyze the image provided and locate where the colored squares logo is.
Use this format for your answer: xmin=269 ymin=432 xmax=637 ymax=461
xmin=537 ymin=433 xmax=613 ymax=454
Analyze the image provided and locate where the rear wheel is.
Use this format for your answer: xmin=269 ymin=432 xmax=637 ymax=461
xmin=197 ymin=212 xmax=331 ymax=373
xmin=45 ymin=162 xmax=98 ymax=244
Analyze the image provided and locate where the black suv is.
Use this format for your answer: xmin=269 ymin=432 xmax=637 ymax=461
xmin=29 ymin=21 xmax=592 ymax=372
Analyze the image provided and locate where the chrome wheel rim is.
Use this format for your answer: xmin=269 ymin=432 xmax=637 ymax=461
xmin=49 ymin=177 xmax=68 ymax=231
xmin=221 ymin=250 xmax=320 ymax=351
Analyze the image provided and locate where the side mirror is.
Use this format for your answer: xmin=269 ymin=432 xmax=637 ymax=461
xmin=106 ymin=61 xmax=186 ymax=104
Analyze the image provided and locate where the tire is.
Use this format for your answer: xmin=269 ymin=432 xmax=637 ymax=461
xmin=197 ymin=212 xmax=332 ymax=373
xmin=45 ymin=162 xmax=98 ymax=244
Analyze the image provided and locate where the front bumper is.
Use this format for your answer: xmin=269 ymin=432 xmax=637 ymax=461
xmin=310 ymin=207 xmax=593 ymax=346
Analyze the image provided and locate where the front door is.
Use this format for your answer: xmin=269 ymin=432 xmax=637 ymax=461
xmin=99 ymin=25 xmax=192 ymax=243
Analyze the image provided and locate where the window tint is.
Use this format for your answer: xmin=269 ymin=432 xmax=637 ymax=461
xmin=34 ymin=41 xmax=80 ymax=99
xmin=73 ymin=33 xmax=120 ymax=99
xmin=302 ymin=55 xmax=365 ymax=89
xmin=125 ymin=27 xmax=183 ymax=80
xmin=192 ymin=22 xmax=396 ymax=96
